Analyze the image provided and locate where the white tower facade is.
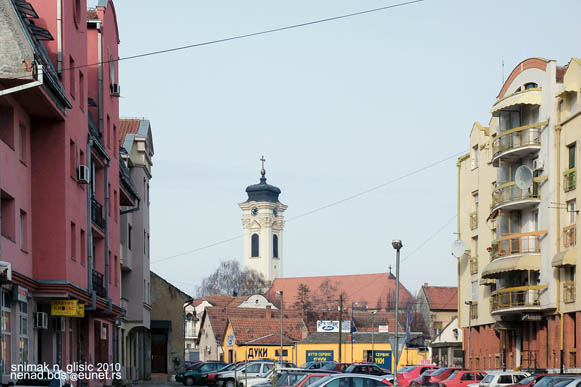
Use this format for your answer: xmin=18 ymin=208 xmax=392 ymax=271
xmin=239 ymin=162 xmax=287 ymax=282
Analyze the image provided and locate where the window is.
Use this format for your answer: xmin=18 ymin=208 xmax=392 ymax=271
xmin=70 ymin=222 xmax=76 ymax=261
xmin=80 ymin=229 xmax=86 ymax=266
xmin=19 ymin=210 xmax=27 ymax=251
xmin=128 ymin=224 xmax=133 ymax=250
xmin=251 ymin=234 xmax=259 ymax=257
xmin=569 ymin=143 xmax=576 ymax=169
xmin=144 ymin=230 xmax=147 ymax=254
xmin=1 ymin=191 xmax=15 ymax=241
xmin=70 ymin=140 xmax=76 ymax=179
xmin=472 ymin=145 xmax=479 ymax=169
xmin=246 ymin=364 xmax=261 ymax=373
xmin=79 ymin=71 xmax=84 ymax=111
xmin=18 ymin=123 xmax=26 ymax=164
xmin=69 ymin=56 xmax=76 ymax=98
xmin=0 ymin=105 xmax=14 ymax=148
xmin=570 ymin=92 xmax=578 ymax=116
xmin=108 ymin=184 xmax=111 ymax=216
xmin=114 ymin=255 xmax=118 ymax=287
xmin=106 ymin=115 xmax=110 ymax=148
xmin=18 ymin=302 xmax=27 ymax=365
xmin=273 ymin=234 xmax=279 ymax=258
xmin=114 ymin=190 xmax=118 ymax=222
xmin=524 ymin=82 xmax=538 ymax=90
xmin=499 ymin=376 xmax=513 ymax=384
xmin=1 ymin=289 xmax=11 ymax=374
xmin=147 ymin=183 xmax=150 ymax=207
xmin=110 ymin=61 xmax=116 ymax=88
xmin=108 ymin=251 xmax=112 ymax=284
xmin=568 ymin=200 xmax=577 ymax=225
xmin=471 ymin=280 xmax=478 ymax=302
xmin=472 ymin=236 xmax=478 ymax=256
xmin=461 ymin=373 xmax=473 ymax=381
xmin=473 ymin=192 xmax=479 ymax=210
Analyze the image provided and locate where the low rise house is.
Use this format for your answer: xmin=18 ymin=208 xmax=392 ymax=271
xmin=429 ymin=316 xmax=463 ymax=367
xmin=416 ymin=284 xmax=458 ymax=339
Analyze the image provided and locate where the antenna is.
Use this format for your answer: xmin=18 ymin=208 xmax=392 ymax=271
xmin=451 ymin=239 xmax=466 ymax=258
xmin=501 ymin=59 xmax=505 ymax=85
xmin=515 ymin=165 xmax=534 ymax=190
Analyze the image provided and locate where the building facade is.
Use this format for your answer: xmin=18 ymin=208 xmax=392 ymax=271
xmin=240 ymin=163 xmax=287 ymax=282
xmin=0 ymin=0 xmax=131 ymax=384
xmin=117 ymin=119 xmax=154 ymax=382
xmin=416 ymin=284 xmax=458 ymax=339
xmin=458 ymin=57 xmax=581 ymax=372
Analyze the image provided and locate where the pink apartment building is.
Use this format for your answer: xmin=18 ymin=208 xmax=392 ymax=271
xmin=0 ymin=0 xmax=137 ymax=383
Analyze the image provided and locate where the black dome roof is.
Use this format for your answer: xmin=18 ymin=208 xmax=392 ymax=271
xmin=245 ymin=171 xmax=281 ymax=203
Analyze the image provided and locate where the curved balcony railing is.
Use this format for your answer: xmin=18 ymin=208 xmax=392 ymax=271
xmin=490 ymin=285 xmax=547 ymax=312
xmin=491 ymin=230 xmax=546 ymax=260
xmin=492 ymin=122 xmax=545 ymax=163
xmin=564 ymin=168 xmax=576 ymax=192
xmin=564 ymin=224 xmax=576 ymax=248
xmin=564 ymin=281 xmax=576 ymax=303
xmin=491 ymin=181 xmax=539 ymax=210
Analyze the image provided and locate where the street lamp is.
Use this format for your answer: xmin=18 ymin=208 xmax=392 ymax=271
xmin=371 ymin=310 xmax=377 ymax=363
xmin=276 ymin=290 xmax=284 ymax=364
xmin=392 ymin=239 xmax=402 ymax=387
xmin=465 ymin=301 xmax=472 ymax=369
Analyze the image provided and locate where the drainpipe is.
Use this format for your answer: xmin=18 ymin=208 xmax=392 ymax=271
xmin=556 ymin=99 xmax=564 ymax=373
xmin=87 ymin=137 xmax=95 ymax=309
xmin=456 ymin=160 xmax=462 ymax=354
xmin=120 ymin=198 xmax=140 ymax=215
xmin=104 ymin=159 xmax=110 ymax=298
xmin=57 ymin=0 xmax=62 ymax=75
xmin=97 ymin=25 xmax=103 ymax=134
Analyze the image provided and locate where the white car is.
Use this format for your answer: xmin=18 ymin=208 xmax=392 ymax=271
xmin=479 ymin=372 xmax=530 ymax=387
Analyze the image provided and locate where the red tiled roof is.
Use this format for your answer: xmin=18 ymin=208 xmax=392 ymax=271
xmin=556 ymin=65 xmax=568 ymax=83
xmin=204 ymin=307 xmax=303 ymax=344
xmin=119 ymin=119 xmax=141 ymax=147
xmin=195 ymin=294 xmax=247 ymax=308
xmin=422 ymin=285 xmax=458 ymax=311
xmin=229 ymin=317 xmax=307 ymax=345
xmin=266 ymin=273 xmax=414 ymax=312
xmin=87 ymin=10 xmax=98 ymax=19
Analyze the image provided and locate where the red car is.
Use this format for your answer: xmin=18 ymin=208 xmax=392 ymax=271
xmin=506 ymin=375 xmax=550 ymax=387
xmin=427 ymin=368 xmax=463 ymax=386
xmin=439 ymin=370 xmax=486 ymax=387
xmin=397 ymin=366 xmax=440 ymax=387
xmin=410 ymin=370 xmax=437 ymax=387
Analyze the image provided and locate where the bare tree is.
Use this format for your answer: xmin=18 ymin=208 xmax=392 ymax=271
xmin=196 ymin=260 xmax=269 ymax=297
xmin=294 ymin=283 xmax=313 ymax=315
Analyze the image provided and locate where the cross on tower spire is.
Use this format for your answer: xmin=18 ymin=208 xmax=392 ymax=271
xmin=260 ymin=155 xmax=266 ymax=177
xmin=388 ymin=264 xmax=392 ymax=273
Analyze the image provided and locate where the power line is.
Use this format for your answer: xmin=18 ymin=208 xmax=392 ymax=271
xmin=401 ymin=214 xmax=457 ymax=263
xmin=55 ymin=0 xmax=425 ymax=75
xmin=151 ymin=150 xmax=465 ymax=264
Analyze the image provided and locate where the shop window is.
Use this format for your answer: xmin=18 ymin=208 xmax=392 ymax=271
xmin=18 ymin=303 xmax=27 ymax=364
xmin=1 ymin=289 xmax=11 ymax=374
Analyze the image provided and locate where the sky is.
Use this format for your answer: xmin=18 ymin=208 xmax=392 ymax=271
xmin=104 ymin=0 xmax=581 ymax=297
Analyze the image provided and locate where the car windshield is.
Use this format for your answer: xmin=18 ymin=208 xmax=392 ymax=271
xmin=482 ymin=375 xmax=494 ymax=383
xmin=535 ymin=377 xmax=570 ymax=387
xmin=277 ymin=373 xmax=308 ymax=386
xmin=399 ymin=366 xmax=416 ymax=373
xmin=553 ymin=380 xmax=574 ymax=387
xmin=220 ymin=364 xmax=236 ymax=372
xmin=431 ymin=368 xmax=450 ymax=376
xmin=301 ymin=362 xmax=314 ymax=369
xmin=518 ymin=376 xmax=536 ymax=385
xmin=445 ymin=372 xmax=458 ymax=381
xmin=307 ymin=375 xmax=334 ymax=387
xmin=321 ymin=363 xmax=337 ymax=370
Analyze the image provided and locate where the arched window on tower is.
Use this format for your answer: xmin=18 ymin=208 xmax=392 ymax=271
xmin=273 ymin=235 xmax=279 ymax=258
xmin=251 ymin=234 xmax=259 ymax=257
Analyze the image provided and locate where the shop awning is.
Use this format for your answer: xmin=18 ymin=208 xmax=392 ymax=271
xmin=481 ymin=255 xmax=541 ymax=278
xmin=491 ymin=89 xmax=542 ymax=113
xmin=552 ymin=247 xmax=578 ymax=267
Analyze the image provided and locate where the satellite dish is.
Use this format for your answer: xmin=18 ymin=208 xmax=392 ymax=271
xmin=515 ymin=165 xmax=533 ymax=190
xmin=451 ymin=239 xmax=466 ymax=258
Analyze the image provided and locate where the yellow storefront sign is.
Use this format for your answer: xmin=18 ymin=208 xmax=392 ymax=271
xmin=51 ymin=300 xmax=84 ymax=317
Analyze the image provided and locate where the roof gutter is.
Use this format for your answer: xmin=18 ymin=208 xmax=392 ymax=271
xmin=0 ymin=64 xmax=43 ymax=97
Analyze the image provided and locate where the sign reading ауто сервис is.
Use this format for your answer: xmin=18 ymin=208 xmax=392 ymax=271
xmin=306 ymin=350 xmax=334 ymax=362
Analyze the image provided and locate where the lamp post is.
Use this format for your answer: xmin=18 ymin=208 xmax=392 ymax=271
xmin=183 ymin=298 xmax=194 ymax=368
xmin=465 ymin=301 xmax=472 ymax=369
xmin=371 ymin=310 xmax=377 ymax=363
xmin=276 ymin=290 xmax=284 ymax=364
xmin=392 ymin=240 xmax=402 ymax=387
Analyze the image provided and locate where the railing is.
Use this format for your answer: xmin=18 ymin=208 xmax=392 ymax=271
xmin=491 ymin=230 xmax=545 ymax=259
xmin=492 ymin=122 xmax=543 ymax=157
xmin=91 ymin=197 xmax=105 ymax=230
xmin=564 ymin=224 xmax=576 ymax=248
xmin=564 ymin=168 xmax=576 ymax=192
xmin=469 ymin=302 xmax=478 ymax=319
xmin=470 ymin=211 xmax=478 ymax=230
xmin=470 ymin=256 xmax=478 ymax=275
xmin=492 ymin=181 xmax=539 ymax=208
xmin=490 ymin=285 xmax=547 ymax=311
xmin=564 ymin=282 xmax=576 ymax=303
xmin=92 ymin=270 xmax=106 ymax=298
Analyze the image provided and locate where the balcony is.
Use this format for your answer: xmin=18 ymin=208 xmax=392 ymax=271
xmin=491 ymin=122 xmax=545 ymax=166
xmin=470 ymin=211 xmax=478 ymax=230
xmin=564 ymin=282 xmax=576 ymax=303
xmin=91 ymin=197 xmax=105 ymax=230
xmin=490 ymin=285 xmax=547 ymax=314
xmin=92 ymin=270 xmax=106 ymax=298
xmin=564 ymin=224 xmax=576 ymax=248
xmin=491 ymin=231 xmax=543 ymax=260
xmin=470 ymin=256 xmax=478 ymax=275
xmin=491 ymin=182 xmax=540 ymax=212
xmin=564 ymin=168 xmax=576 ymax=192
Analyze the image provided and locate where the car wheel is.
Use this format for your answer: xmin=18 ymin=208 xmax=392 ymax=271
xmin=226 ymin=379 xmax=235 ymax=387
xmin=185 ymin=377 xmax=195 ymax=386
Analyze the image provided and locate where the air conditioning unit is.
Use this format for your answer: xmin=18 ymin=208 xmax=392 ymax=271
xmin=54 ymin=316 xmax=66 ymax=332
xmin=533 ymin=159 xmax=544 ymax=171
xmin=110 ymin=83 xmax=121 ymax=97
xmin=77 ymin=165 xmax=90 ymax=184
xmin=34 ymin=312 xmax=48 ymax=330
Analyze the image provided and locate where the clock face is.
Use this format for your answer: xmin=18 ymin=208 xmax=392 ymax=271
xmin=273 ymin=208 xmax=278 ymax=217
xmin=251 ymin=208 xmax=258 ymax=216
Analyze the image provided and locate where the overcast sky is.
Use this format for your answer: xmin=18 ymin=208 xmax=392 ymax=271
xmin=107 ymin=0 xmax=581 ymax=297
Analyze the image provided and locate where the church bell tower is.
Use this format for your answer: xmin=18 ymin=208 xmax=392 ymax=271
xmin=239 ymin=157 xmax=287 ymax=282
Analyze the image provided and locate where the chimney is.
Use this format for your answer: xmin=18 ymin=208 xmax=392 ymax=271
xmin=423 ymin=283 xmax=428 ymax=288
xmin=265 ymin=305 xmax=272 ymax=319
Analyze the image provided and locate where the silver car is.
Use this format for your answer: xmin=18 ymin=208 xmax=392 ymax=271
xmin=308 ymin=374 xmax=392 ymax=387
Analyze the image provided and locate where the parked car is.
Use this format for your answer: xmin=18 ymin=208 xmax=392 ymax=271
xmin=302 ymin=362 xmax=350 ymax=372
xmin=217 ymin=361 xmax=294 ymax=387
xmin=426 ymin=368 xmax=463 ymax=386
xmin=532 ymin=376 xmax=579 ymax=387
xmin=185 ymin=360 xmax=204 ymax=370
xmin=206 ymin=363 xmax=243 ymax=386
xmin=178 ymin=361 xmax=228 ymax=386
xmin=410 ymin=370 xmax=437 ymax=387
xmin=345 ymin=363 xmax=390 ymax=376
xmin=307 ymin=373 xmax=393 ymax=387
xmin=397 ymin=366 xmax=440 ymax=387
xmin=552 ymin=380 xmax=581 ymax=387
xmin=507 ymin=374 xmax=551 ymax=387
xmin=439 ymin=370 xmax=486 ymax=387
xmin=249 ymin=368 xmax=338 ymax=387
xmin=478 ymin=372 xmax=529 ymax=387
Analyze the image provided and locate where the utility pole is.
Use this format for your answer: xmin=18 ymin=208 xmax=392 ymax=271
xmin=339 ymin=294 xmax=343 ymax=363
xmin=392 ymin=240 xmax=403 ymax=387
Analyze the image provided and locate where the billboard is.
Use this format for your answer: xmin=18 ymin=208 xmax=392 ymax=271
xmin=316 ymin=320 xmax=351 ymax=333
xmin=373 ymin=350 xmax=392 ymax=371
xmin=306 ymin=350 xmax=334 ymax=362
